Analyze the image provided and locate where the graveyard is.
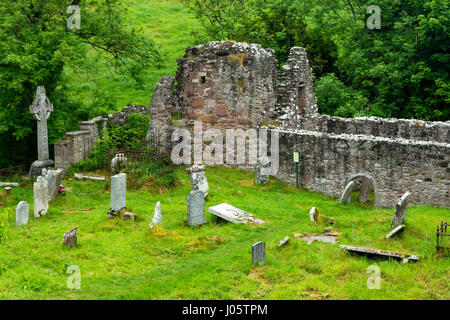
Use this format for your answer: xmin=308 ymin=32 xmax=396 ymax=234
xmin=0 ymin=0 xmax=449 ymax=302
xmin=0 ymin=166 xmax=448 ymax=300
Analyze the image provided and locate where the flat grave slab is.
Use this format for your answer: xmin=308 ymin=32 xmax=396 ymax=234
xmin=340 ymin=245 xmax=419 ymax=262
xmin=208 ymin=203 xmax=265 ymax=224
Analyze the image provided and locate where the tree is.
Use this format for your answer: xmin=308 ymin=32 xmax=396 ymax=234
xmin=0 ymin=0 xmax=161 ymax=167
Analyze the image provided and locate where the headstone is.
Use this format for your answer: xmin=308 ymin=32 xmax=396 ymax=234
xmin=29 ymin=86 xmax=55 ymax=176
xmin=74 ymin=173 xmax=106 ymax=181
xmin=208 ymin=203 xmax=265 ymax=224
xmin=149 ymin=201 xmax=162 ymax=229
xmin=45 ymin=169 xmax=64 ymax=201
xmin=4 ymin=187 xmax=11 ymax=194
xmin=340 ymin=181 xmax=354 ymax=204
xmin=255 ymin=156 xmax=271 ymax=185
xmin=390 ymin=192 xmax=411 ymax=229
xmin=252 ymin=242 xmax=266 ymax=265
xmin=187 ymin=190 xmax=207 ymax=226
xmin=340 ymin=244 xmax=419 ymax=262
xmin=63 ymin=227 xmax=78 ymax=246
xmin=385 ymin=225 xmax=405 ymax=239
xmin=277 ymin=236 xmax=290 ymax=247
xmin=359 ymin=179 xmax=370 ymax=203
xmin=309 ymin=207 xmax=318 ymax=222
xmin=33 ymin=176 xmax=48 ymax=218
xmin=16 ymin=201 xmax=29 ymax=226
xmin=186 ymin=165 xmax=209 ymax=196
xmin=110 ymin=173 xmax=126 ymax=212
xmin=111 ymin=153 xmax=128 ymax=174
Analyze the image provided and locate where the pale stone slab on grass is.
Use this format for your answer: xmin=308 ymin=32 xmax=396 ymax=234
xmin=252 ymin=242 xmax=266 ymax=265
xmin=340 ymin=245 xmax=419 ymax=262
xmin=0 ymin=182 xmax=19 ymax=187
xmin=16 ymin=201 xmax=29 ymax=226
xmin=33 ymin=176 xmax=48 ymax=218
xmin=74 ymin=173 xmax=106 ymax=181
xmin=208 ymin=203 xmax=265 ymax=224
xmin=294 ymin=233 xmax=338 ymax=245
xmin=340 ymin=181 xmax=354 ymax=204
xmin=110 ymin=173 xmax=126 ymax=212
xmin=390 ymin=192 xmax=411 ymax=229
xmin=385 ymin=225 xmax=405 ymax=239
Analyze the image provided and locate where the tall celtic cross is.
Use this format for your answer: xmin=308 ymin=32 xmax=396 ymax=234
xmin=29 ymin=86 xmax=53 ymax=161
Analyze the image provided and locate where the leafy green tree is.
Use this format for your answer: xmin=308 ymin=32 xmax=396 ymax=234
xmin=0 ymin=0 xmax=161 ymax=167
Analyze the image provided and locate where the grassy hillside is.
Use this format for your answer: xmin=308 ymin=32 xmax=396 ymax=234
xmin=63 ymin=0 xmax=207 ymax=115
xmin=0 ymin=167 xmax=448 ymax=299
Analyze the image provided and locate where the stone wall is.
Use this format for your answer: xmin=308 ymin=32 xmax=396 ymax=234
xmin=54 ymin=105 xmax=149 ymax=170
xmin=275 ymin=128 xmax=449 ymax=208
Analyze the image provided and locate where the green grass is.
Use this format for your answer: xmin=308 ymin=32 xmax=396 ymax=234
xmin=0 ymin=166 xmax=448 ymax=299
xmin=63 ymin=0 xmax=207 ymax=114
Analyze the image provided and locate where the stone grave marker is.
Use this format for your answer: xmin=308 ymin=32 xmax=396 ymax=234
xmin=340 ymin=244 xmax=419 ymax=263
xmin=340 ymin=181 xmax=354 ymax=204
xmin=208 ymin=203 xmax=265 ymax=224
xmin=16 ymin=201 xmax=29 ymax=226
xmin=29 ymin=86 xmax=55 ymax=176
xmin=186 ymin=165 xmax=209 ymax=196
xmin=390 ymin=192 xmax=411 ymax=229
xmin=359 ymin=179 xmax=371 ymax=203
xmin=385 ymin=225 xmax=405 ymax=239
xmin=45 ymin=169 xmax=64 ymax=201
xmin=187 ymin=190 xmax=208 ymax=226
xmin=255 ymin=156 xmax=271 ymax=185
xmin=33 ymin=176 xmax=48 ymax=218
xmin=252 ymin=242 xmax=266 ymax=265
xmin=149 ymin=201 xmax=162 ymax=229
xmin=63 ymin=227 xmax=78 ymax=246
xmin=110 ymin=173 xmax=126 ymax=212
xmin=277 ymin=236 xmax=290 ymax=247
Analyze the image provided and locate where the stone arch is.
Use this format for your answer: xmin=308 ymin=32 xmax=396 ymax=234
xmin=344 ymin=173 xmax=379 ymax=207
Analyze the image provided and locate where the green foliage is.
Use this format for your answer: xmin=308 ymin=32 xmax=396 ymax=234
xmin=0 ymin=0 xmax=161 ymax=167
xmin=0 ymin=207 xmax=13 ymax=243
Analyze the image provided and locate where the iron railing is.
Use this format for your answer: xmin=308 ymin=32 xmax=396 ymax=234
xmin=436 ymin=221 xmax=449 ymax=251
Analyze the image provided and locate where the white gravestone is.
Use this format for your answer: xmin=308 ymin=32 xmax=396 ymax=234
xmin=16 ymin=201 xmax=29 ymax=226
xmin=29 ymin=86 xmax=54 ymax=176
xmin=252 ymin=242 xmax=266 ymax=265
xmin=186 ymin=165 xmax=209 ymax=196
xmin=208 ymin=203 xmax=265 ymax=224
xmin=111 ymin=173 xmax=126 ymax=212
xmin=340 ymin=181 xmax=355 ymax=204
xmin=33 ymin=176 xmax=49 ymax=218
xmin=45 ymin=169 xmax=64 ymax=201
xmin=255 ymin=156 xmax=271 ymax=185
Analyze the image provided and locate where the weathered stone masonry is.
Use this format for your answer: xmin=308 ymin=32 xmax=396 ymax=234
xmin=149 ymin=41 xmax=449 ymax=209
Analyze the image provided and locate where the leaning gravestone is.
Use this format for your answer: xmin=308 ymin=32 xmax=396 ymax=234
xmin=45 ymin=169 xmax=64 ymax=201
xmin=63 ymin=227 xmax=78 ymax=247
xmin=255 ymin=156 xmax=271 ymax=185
xmin=33 ymin=176 xmax=48 ymax=218
xmin=29 ymin=86 xmax=55 ymax=176
xmin=252 ymin=242 xmax=266 ymax=265
xmin=309 ymin=207 xmax=319 ymax=222
xmin=149 ymin=201 xmax=162 ymax=229
xmin=340 ymin=181 xmax=354 ymax=204
xmin=186 ymin=165 xmax=209 ymax=196
xmin=16 ymin=201 xmax=29 ymax=226
xmin=390 ymin=192 xmax=412 ymax=229
xmin=110 ymin=173 xmax=126 ymax=212
xmin=359 ymin=179 xmax=371 ymax=203
xmin=187 ymin=190 xmax=208 ymax=226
